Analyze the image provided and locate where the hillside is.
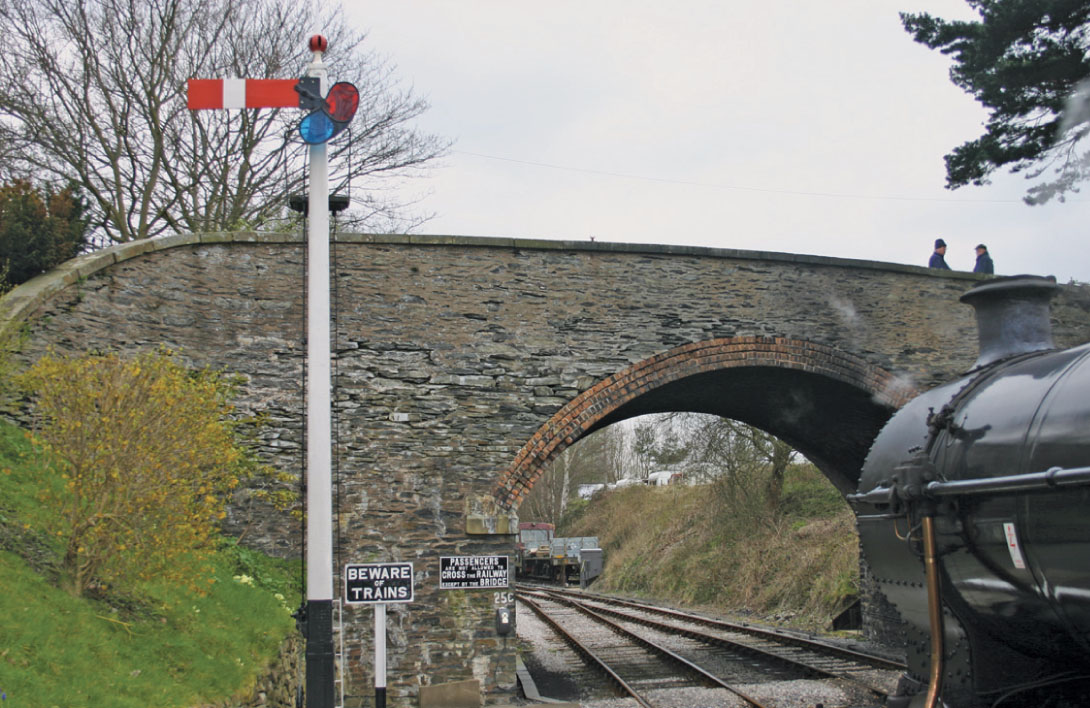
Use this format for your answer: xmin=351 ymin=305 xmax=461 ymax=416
xmin=559 ymin=463 xmax=859 ymax=630
xmin=0 ymin=420 xmax=300 ymax=707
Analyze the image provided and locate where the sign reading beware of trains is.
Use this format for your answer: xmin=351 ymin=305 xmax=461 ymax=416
xmin=439 ymin=555 xmax=510 ymax=589
xmin=344 ymin=562 xmax=414 ymax=604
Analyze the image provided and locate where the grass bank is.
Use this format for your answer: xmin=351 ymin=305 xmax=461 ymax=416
xmin=0 ymin=421 xmax=300 ymax=707
xmin=562 ymin=464 xmax=859 ymax=630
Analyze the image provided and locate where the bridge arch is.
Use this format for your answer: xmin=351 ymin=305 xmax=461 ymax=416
xmin=494 ymin=336 xmax=918 ymax=508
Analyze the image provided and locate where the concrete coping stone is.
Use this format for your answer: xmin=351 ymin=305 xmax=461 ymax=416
xmin=418 ymin=679 xmax=481 ymax=708
xmin=0 ymin=229 xmax=989 ymax=336
xmin=516 ymin=656 xmax=575 ymax=705
xmin=465 ymin=513 xmax=519 ymax=536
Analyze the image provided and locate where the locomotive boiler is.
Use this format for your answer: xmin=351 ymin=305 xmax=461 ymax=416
xmin=851 ymin=275 xmax=1090 ymax=708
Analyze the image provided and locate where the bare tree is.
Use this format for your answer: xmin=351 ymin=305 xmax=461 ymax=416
xmin=630 ymin=419 xmax=657 ymax=481
xmin=521 ymin=446 xmax=573 ymax=525
xmin=0 ymin=0 xmax=448 ymax=246
xmin=569 ymin=425 xmax=629 ymax=488
xmin=626 ymin=413 xmax=692 ymax=477
xmin=684 ymin=414 xmax=795 ymax=520
xmin=593 ymin=426 xmax=627 ymax=485
xmin=522 ymin=425 xmax=631 ymax=523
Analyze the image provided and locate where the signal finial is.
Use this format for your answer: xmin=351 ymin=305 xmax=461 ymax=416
xmin=308 ymin=35 xmax=328 ymax=54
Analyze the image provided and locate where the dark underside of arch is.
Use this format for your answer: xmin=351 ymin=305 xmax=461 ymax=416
xmin=585 ymin=366 xmax=896 ymax=495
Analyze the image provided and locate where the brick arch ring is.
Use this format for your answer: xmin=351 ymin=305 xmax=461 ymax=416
xmin=491 ymin=335 xmax=917 ymax=510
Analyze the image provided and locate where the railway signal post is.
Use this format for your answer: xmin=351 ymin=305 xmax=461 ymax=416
xmin=188 ymin=34 xmax=359 ymax=708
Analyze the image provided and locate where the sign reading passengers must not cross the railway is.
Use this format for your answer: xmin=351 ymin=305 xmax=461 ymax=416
xmin=439 ymin=555 xmax=510 ymax=589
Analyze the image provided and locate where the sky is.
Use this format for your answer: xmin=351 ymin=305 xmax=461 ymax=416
xmin=343 ymin=1 xmax=1090 ymax=283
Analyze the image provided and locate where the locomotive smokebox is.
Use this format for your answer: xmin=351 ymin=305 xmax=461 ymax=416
xmin=854 ymin=274 xmax=1090 ymax=707
xmin=959 ymin=274 xmax=1058 ymax=369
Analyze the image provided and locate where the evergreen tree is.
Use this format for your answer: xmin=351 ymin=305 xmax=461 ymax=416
xmin=0 ymin=180 xmax=89 ymax=291
xmin=902 ymin=0 xmax=1090 ymax=203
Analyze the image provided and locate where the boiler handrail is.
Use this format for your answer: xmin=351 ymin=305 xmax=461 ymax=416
xmin=849 ymin=465 xmax=1090 ymax=506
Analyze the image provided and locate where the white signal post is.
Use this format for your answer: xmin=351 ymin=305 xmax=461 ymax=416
xmin=303 ymin=35 xmax=336 ymax=708
xmin=188 ymin=33 xmax=354 ymax=708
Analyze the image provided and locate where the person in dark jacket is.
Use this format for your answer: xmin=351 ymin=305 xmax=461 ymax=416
xmin=973 ymin=244 xmax=994 ymax=274
xmin=929 ymin=238 xmax=950 ymax=269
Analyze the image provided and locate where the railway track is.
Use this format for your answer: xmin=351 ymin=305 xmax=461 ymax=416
xmin=515 ymin=584 xmax=904 ymax=707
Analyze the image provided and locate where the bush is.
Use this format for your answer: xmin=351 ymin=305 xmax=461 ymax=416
xmin=18 ymin=350 xmax=250 ymax=597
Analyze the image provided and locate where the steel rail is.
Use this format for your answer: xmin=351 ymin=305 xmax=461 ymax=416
xmin=519 ymin=594 xmax=655 ymax=708
xmin=547 ymin=590 xmax=892 ymax=701
xmin=537 ymin=584 xmax=905 ymax=672
xmin=520 ymin=591 xmax=771 ymax=708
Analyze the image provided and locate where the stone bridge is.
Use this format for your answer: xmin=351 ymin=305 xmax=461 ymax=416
xmin=4 ymin=232 xmax=1090 ymax=704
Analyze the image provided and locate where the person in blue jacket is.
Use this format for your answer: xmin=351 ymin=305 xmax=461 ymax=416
xmin=929 ymin=238 xmax=950 ymax=269
xmin=973 ymin=244 xmax=994 ymax=274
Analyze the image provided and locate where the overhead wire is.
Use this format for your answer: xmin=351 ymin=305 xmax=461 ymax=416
xmin=452 ymin=149 xmax=1081 ymax=204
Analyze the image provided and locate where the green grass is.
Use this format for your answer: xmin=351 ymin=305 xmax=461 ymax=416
xmin=780 ymin=462 xmax=849 ymax=519
xmin=0 ymin=420 xmax=300 ymax=708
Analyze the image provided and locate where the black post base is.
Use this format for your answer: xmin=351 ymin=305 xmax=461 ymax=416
xmin=305 ymin=599 xmax=335 ymax=708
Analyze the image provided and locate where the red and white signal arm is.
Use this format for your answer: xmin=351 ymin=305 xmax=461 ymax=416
xmin=187 ymin=79 xmax=302 ymax=110
xmin=187 ymin=76 xmax=358 ymax=144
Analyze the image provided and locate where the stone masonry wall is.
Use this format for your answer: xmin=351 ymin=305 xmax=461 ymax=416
xmin=4 ymin=232 xmax=1090 ymax=705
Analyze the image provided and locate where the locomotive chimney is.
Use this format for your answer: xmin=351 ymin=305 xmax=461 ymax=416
xmin=959 ymin=275 xmax=1059 ymax=369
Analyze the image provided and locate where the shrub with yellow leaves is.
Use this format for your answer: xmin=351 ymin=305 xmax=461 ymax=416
xmin=18 ymin=349 xmax=252 ymax=597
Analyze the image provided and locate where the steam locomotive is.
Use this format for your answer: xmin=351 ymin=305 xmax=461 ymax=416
xmin=850 ymin=276 xmax=1090 ymax=707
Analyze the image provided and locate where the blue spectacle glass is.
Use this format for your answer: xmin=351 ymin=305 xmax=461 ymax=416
xmin=299 ymin=111 xmax=335 ymax=144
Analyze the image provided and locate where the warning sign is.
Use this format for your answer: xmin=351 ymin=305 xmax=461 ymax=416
xmin=439 ymin=555 xmax=510 ymax=589
xmin=344 ymin=562 xmax=414 ymax=604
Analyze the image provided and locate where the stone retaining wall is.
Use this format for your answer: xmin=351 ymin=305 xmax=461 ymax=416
xmin=197 ymin=634 xmax=302 ymax=708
